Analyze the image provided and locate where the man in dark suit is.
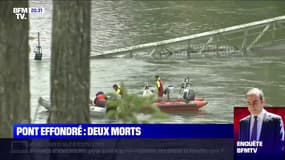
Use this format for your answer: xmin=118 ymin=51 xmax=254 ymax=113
xmin=238 ymin=88 xmax=284 ymax=159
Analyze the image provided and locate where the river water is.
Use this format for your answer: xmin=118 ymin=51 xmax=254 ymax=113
xmin=29 ymin=0 xmax=285 ymax=123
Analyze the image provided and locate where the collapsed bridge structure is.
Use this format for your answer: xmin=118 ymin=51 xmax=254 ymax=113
xmin=92 ymin=15 xmax=285 ymax=59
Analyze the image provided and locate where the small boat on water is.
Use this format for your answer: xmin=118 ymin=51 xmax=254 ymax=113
xmin=153 ymin=98 xmax=208 ymax=112
xmin=38 ymin=97 xmax=106 ymax=117
xmin=145 ymin=76 xmax=208 ymax=112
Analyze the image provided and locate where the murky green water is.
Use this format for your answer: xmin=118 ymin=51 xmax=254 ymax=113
xmin=29 ymin=0 xmax=285 ymax=123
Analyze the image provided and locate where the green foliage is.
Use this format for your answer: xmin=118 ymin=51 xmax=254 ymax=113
xmin=106 ymin=83 xmax=168 ymax=123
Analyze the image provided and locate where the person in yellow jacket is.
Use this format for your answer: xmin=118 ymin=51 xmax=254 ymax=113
xmin=155 ymin=75 xmax=164 ymax=98
xmin=113 ymin=84 xmax=123 ymax=96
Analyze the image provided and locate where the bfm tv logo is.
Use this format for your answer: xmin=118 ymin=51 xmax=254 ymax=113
xmin=13 ymin=7 xmax=44 ymax=20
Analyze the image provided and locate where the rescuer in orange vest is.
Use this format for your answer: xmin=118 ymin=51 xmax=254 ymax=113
xmin=155 ymin=75 xmax=164 ymax=98
xmin=94 ymin=91 xmax=107 ymax=108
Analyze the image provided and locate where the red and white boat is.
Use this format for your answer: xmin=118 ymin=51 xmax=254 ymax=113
xmin=38 ymin=97 xmax=106 ymax=117
xmin=153 ymin=97 xmax=208 ymax=112
xmin=149 ymin=77 xmax=208 ymax=112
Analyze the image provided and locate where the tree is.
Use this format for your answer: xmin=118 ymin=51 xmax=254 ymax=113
xmin=0 ymin=1 xmax=30 ymax=138
xmin=48 ymin=0 xmax=91 ymax=123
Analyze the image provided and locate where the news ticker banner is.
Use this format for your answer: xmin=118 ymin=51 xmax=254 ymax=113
xmin=2 ymin=139 xmax=233 ymax=159
xmin=14 ymin=124 xmax=232 ymax=138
